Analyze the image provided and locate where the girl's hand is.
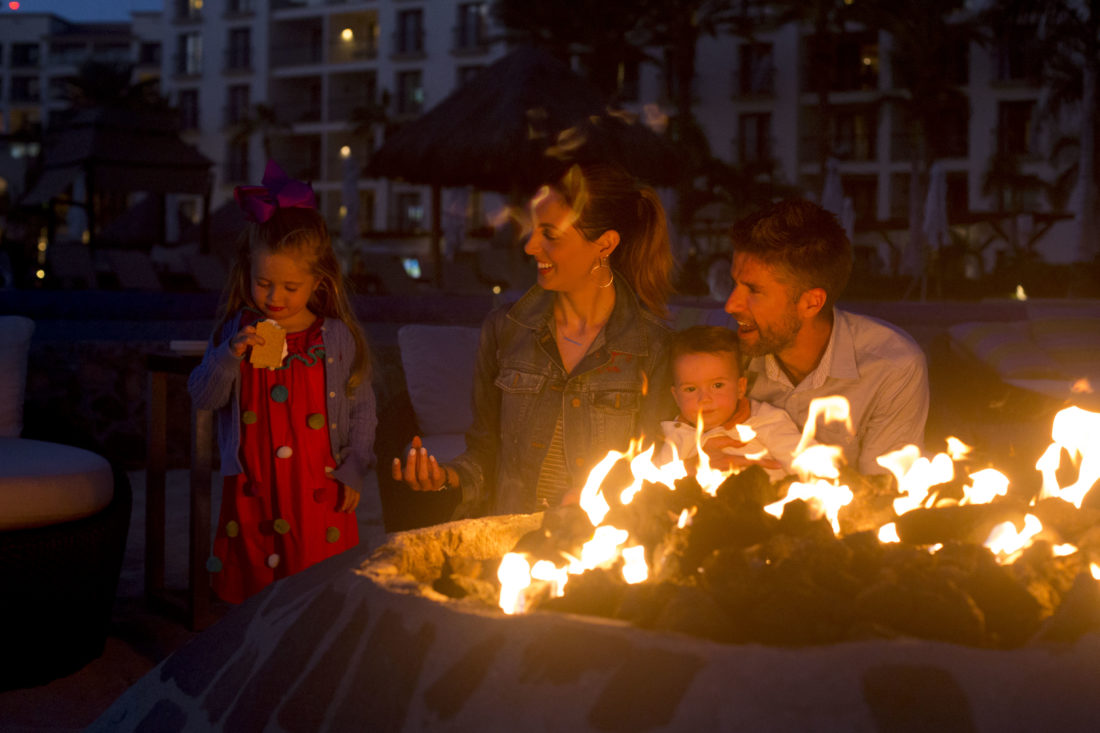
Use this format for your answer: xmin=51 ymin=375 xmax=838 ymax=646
xmin=337 ymin=483 xmax=360 ymax=513
xmin=228 ymin=324 xmax=263 ymax=359
xmin=392 ymin=435 xmax=453 ymax=492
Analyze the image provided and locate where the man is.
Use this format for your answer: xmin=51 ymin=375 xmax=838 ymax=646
xmin=712 ymin=199 xmax=928 ymax=475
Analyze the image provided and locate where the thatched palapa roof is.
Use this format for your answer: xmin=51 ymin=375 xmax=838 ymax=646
xmin=367 ymin=46 xmax=683 ymax=194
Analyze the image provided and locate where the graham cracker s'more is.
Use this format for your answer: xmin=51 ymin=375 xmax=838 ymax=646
xmin=249 ymin=319 xmax=286 ymax=369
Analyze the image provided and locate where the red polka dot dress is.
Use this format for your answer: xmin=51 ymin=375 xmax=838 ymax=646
xmin=209 ymin=314 xmax=359 ymax=603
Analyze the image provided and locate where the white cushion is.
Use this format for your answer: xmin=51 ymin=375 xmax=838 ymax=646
xmin=0 ymin=315 xmax=34 ymax=438
xmin=398 ymin=325 xmax=480 ymax=436
xmin=0 ymin=438 xmax=114 ymax=530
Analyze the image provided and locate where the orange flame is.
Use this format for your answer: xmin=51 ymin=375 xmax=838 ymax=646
xmin=795 ymin=396 xmax=852 ymax=457
xmin=497 ymin=552 xmax=531 ymax=615
xmin=961 ymin=468 xmax=1009 ymax=505
xmin=984 ymin=514 xmax=1043 ymax=561
xmin=579 ymin=450 xmax=620 ymax=527
xmin=621 ymin=545 xmax=648 ymax=584
xmin=1036 ymin=406 xmax=1100 ymax=508
xmin=878 ymin=445 xmax=953 ymax=516
xmin=764 ymin=478 xmax=854 ymax=534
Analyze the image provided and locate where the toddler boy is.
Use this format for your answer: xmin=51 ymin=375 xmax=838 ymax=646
xmin=658 ymin=325 xmax=805 ymax=482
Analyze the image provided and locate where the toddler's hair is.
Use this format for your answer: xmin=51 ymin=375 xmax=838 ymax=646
xmin=668 ymin=325 xmax=743 ymax=377
xmin=212 ymin=206 xmax=371 ymax=393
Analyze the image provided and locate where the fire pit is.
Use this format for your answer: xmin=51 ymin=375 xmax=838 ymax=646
xmin=94 ymin=515 xmax=1100 ymax=731
xmin=92 ymin=403 xmax=1100 ymax=730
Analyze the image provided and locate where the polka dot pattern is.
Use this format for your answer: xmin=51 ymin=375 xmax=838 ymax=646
xmin=211 ymin=314 xmax=358 ymax=605
xmin=206 ymin=557 xmax=223 ymax=573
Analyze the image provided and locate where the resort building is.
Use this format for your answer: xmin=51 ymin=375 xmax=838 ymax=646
xmin=2 ymin=2 xmax=1083 ymax=270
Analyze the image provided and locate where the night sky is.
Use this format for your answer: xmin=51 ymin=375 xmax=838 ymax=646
xmin=1 ymin=0 xmax=162 ymax=22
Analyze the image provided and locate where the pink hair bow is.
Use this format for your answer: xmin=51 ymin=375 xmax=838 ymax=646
xmin=233 ymin=160 xmax=317 ymax=223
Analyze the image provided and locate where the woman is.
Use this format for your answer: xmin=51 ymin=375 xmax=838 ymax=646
xmin=393 ymin=163 xmax=675 ymax=517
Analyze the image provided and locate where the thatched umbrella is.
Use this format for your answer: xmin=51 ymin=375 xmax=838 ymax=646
xmin=22 ymin=107 xmax=213 ymax=250
xmin=366 ymin=45 xmax=683 ymax=286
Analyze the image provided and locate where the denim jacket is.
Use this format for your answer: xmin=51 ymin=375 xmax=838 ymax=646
xmin=449 ymin=275 xmax=673 ymax=518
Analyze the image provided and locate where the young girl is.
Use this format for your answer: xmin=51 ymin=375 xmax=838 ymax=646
xmin=188 ymin=160 xmax=376 ymax=604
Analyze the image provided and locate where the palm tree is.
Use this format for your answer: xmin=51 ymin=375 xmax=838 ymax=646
xmin=491 ymin=0 xmax=647 ymax=99
xmin=985 ymin=0 xmax=1100 ymax=264
xmin=768 ymin=0 xmax=857 ymax=180
xmin=981 ymin=150 xmax=1050 ymax=274
xmin=628 ymin=0 xmax=742 ymax=236
xmin=62 ymin=59 xmax=169 ymax=112
xmin=348 ymin=89 xmax=394 ymax=167
xmin=229 ymin=103 xmax=289 ymax=167
xmin=490 ymin=0 xmax=742 ymax=238
xmin=857 ymin=0 xmax=984 ymax=296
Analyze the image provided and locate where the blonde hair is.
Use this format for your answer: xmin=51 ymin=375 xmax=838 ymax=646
xmin=212 ymin=207 xmax=371 ymax=394
xmin=552 ymin=163 xmax=674 ymax=317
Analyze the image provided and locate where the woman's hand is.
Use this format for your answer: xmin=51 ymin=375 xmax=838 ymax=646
xmin=337 ymin=483 xmax=360 ymax=513
xmin=228 ymin=324 xmax=263 ymax=359
xmin=392 ymin=435 xmax=455 ymax=492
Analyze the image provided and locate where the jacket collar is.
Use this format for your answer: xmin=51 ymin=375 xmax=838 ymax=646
xmin=507 ymin=274 xmax=653 ymax=357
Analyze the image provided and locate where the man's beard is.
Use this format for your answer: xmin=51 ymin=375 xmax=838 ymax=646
xmin=740 ymin=307 xmax=802 ymax=359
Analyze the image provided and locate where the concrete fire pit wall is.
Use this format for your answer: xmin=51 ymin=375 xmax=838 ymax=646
xmin=93 ymin=516 xmax=1100 ymax=732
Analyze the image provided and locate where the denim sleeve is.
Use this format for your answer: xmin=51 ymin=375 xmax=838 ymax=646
xmin=333 ymin=368 xmax=378 ymax=496
xmin=448 ymin=309 xmax=504 ymax=518
xmin=187 ymin=316 xmax=241 ymax=411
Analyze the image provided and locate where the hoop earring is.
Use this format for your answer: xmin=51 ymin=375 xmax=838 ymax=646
xmin=590 ymin=256 xmax=614 ymax=288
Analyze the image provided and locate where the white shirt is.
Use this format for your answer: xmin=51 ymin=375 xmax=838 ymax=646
xmin=658 ymin=399 xmax=805 ymax=482
xmin=745 ymin=308 xmax=929 ymax=475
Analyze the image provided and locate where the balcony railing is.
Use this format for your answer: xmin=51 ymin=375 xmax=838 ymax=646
xmin=172 ymin=52 xmax=203 ymax=77
xmin=173 ymin=2 xmax=202 ymax=23
xmin=270 ymin=42 xmax=324 ymax=68
xmin=270 ymin=101 xmax=322 ymax=125
xmin=10 ymin=52 xmax=41 ymax=69
xmin=10 ymin=88 xmax=41 ymax=104
xmin=452 ymin=26 xmax=489 ymax=54
xmin=731 ymin=64 xmax=775 ymax=98
xmin=328 ymin=92 xmax=380 ymax=122
xmin=224 ymin=48 xmax=252 ymax=72
xmin=224 ymin=0 xmax=257 ymax=17
xmin=328 ymin=39 xmax=378 ymax=64
xmin=391 ymin=30 xmax=425 ymax=58
xmin=223 ymin=105 xmax=249 ymax=128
